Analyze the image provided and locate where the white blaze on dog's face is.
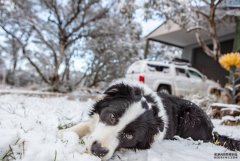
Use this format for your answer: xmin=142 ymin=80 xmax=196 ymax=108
xmin=85 ymin=83 xmax=166 ymax=160
xmin=86 ymin=101 xmax=145 ymax=160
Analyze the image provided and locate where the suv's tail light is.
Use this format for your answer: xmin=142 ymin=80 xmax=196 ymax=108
xmin=139 ymin=75 xmax=145 ymax=83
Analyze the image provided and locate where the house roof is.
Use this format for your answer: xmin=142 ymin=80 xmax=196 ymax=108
xmin=146 ymin=19 xmax=236 ymax=48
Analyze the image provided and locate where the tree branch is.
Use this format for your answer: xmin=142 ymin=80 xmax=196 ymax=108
xmin=64 ymin=0 xmax=82 ymax=28
xmin=67 ymin=7 xmax=108 ymax=39
xmin=187 ymin=26 xmax=210 ymax=34
xmin=195 ymin=32 xmax=216 ymax=59
xmin=195 ymin=10 xmax=209 ymax=19
xmin=32 ymin=25 xmax=59 ymax=68
xmin=0 ymin=25 xmax=51 ymax=84
xmin=44 ymin=0 xmax=62 ymax=26
xmin=23 ymin=48 xmax=51 ymax=84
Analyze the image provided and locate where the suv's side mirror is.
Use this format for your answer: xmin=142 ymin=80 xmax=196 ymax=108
xmin=203 ymin=75 xmax=207 ymax=81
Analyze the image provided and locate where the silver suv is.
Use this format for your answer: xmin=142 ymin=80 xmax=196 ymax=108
xmin=125 ymin=60 xmax=220 ymax=96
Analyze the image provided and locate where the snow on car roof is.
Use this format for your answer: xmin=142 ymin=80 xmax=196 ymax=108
xmin=138 ymin=59 xmax=191 ymax=68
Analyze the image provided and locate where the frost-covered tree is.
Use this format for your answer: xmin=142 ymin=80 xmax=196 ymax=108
xmin=0 ymin=57 xmax=7 ymax=85
xmin=141 ymin=0 xmax=223 ymax=59
xmin=0 ymin=0 xmax=119 ymax=91
xmin=83 ymin=14 xmax=142 ymax=87
xmin=118 ymin=0 xmax=239 ymax=60
xmin=0 ymin=0 xmax=35 ymax=85
xmin=0 ymin=0 xmax=143 ymax=90
xmin=147 ymin=42 xmax=182 ymax=61
xmin=28 ymin=0 xmax=113 ymax=91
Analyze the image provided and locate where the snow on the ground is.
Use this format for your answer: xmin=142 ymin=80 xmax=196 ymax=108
xmin=0 ymin=94 xmax=240 ymax=161
xmin=212 ymin=103 xmax=240 ymax=114
xmin=221 ymin=116 xmax=240 ymax=122
xmin=212 ymin=103 xmax=240 ymax=109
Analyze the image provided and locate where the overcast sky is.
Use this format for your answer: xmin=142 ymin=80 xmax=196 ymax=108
xmin=140 ymin=19 xmax=161 ymax=37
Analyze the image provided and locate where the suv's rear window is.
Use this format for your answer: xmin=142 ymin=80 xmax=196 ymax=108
xmin=127 ymin=62 xmax=142 ymax=74
xmin=147 ymin=64 xmax=169 ymax=73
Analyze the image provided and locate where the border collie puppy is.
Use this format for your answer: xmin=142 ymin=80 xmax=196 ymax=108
xmin=67 ymin=81 xmax=240 ymax=160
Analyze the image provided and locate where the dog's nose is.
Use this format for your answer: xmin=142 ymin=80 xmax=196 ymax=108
xmin=91 ymin=141 xmax=109 ymax=157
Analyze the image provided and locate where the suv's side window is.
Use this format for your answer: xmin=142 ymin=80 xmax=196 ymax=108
xmin=147 ymin=64 xmax=170 ymax=73
xmin=176 ymin=68 xmax=188 ymax=78
xmin=188 ymin=70 xmax=202 ymax=80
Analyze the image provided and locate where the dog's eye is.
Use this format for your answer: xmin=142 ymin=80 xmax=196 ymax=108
xmin=108 ymin=113 xmax=116 ymax=125
xmin=123 ymin=133 xmax=134 ymax=140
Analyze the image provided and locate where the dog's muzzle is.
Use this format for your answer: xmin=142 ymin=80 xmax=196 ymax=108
xmin=91 ymin=141 xmax=109 ymax=158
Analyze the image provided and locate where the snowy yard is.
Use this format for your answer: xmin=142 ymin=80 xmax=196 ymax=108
xmin=0 ymin=93 xmax=240 ymax=161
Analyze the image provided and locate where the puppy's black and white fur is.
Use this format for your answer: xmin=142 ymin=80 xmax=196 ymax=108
xmin=67 ymin=81 xmax=240 ymax=160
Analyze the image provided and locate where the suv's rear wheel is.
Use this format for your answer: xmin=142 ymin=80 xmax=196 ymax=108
xmin=158 ymin=85 xmax=171 ymax=95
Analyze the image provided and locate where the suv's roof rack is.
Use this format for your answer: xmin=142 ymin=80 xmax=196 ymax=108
xmin=172 ymin=58 xmax=191 ymax=66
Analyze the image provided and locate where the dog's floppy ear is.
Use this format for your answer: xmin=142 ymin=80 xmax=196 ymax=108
xmin=104 ymin=83 xmax=142 ymax=100
xmin=104 ymin=83 xmax=131 ymax=97
xmin=104 ymin=85 xmax=120 ymax=96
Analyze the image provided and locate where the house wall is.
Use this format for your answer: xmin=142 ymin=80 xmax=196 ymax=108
xmin=182 ymin=37 xmax=234 ymax=86
xmin=182 ymin=33 xmax=235 ymax=60
xmin=192 ymin=39 xmax=233 ymax=86
xmin=182 ymin=44 xmax=198 ymax=61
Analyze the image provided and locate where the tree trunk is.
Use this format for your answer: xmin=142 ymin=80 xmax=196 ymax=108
xmin=89 ymin=73 xmax=98 ymax=87
xmin=52 ymin=41 xmax=65 ymax=88
xmin=233 ymin=17 xmax=240 ymax=52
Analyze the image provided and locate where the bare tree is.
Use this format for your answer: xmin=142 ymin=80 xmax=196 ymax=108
xmin=190 ymin=0 xmax=223 ymax=60
xmin=3 ymin=38 xmax=22 ymax=74
xmin=0 ymin=0 xmax=115 ymax=91
xmin=147 ymin=41 xmax=182 ymax=61
xmin=120 ymin=0 xmax=240 ymax=60
xmin=0 ymin=57 xmax=7 ymax=85
xmin=0 ymin=0 xmax=34 ymax=84
xmin=143 ymin=0 xmax=236 ymax=60
xmin=29 ymin=0 xmax=114 ymax=91
xmin=84 ymin=15 xmax=142 ymax=87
